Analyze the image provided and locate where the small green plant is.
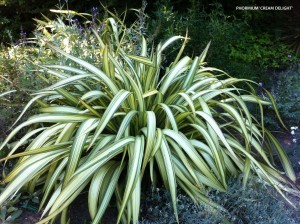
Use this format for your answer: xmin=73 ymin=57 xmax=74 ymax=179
xmin=0 ymin=188 xmax=22 ymax=223
xmin=0 ymin=9 xmax=299 ymax=224
xmin=20 ymin=192 xmax=40 ymax=213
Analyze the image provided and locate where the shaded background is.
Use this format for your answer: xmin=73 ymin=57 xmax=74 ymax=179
xmin=0 ymin=0 xmax=299 ymax=43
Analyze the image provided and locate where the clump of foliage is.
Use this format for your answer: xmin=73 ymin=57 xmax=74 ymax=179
xmin=0 ymin=8 xmax=299 ymax=224
xmin=229 ymin=31 xmax=296 ymax=70
xmin=140 ymin=176 xmax=300 ymax=224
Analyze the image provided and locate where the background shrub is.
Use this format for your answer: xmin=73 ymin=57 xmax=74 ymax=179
xmin=264 ymin=64 xmax=300 ymax=128
xmin=0 ymin=0 xmax=144 ymax=43
xmin=0 ymin=8 xmax=122 ymax=140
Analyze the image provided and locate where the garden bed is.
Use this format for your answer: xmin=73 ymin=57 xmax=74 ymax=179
xmin=0 ymin=131 xmax=297 ymax=224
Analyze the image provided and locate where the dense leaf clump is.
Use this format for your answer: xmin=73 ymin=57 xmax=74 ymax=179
xmin=0 ymin=10 xmax=299 ymax=223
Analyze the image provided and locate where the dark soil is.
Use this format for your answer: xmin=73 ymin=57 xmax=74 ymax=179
xmin=14 ymin=210 xmax=41 ymax=224
xmin=13 ymin=194 xmax=118 ymax=224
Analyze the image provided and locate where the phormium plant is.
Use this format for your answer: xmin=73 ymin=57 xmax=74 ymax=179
xmin=0 ymin=10 xmax=299 ymax=224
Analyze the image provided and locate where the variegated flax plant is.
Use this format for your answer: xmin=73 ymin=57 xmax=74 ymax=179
xmin=0 ymin=9 xmax=299 ymax=224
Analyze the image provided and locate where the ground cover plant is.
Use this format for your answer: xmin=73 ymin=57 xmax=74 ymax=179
xmin=0 ymin=8 xmax=300 ymax=224
xmin=140 ymin=176 xmax=300 ymax=224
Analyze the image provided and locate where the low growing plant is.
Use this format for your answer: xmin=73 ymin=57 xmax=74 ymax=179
xmin=0 ymin=10 xmax=299 ymax=224
xmin=141 ymin=176 xmax=300 ymax=224
xmin=0 ymin=188 xmax=22 ymax=223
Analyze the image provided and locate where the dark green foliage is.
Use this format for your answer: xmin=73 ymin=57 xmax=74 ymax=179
xmin=140 ymin=176 xmax=300 ymax=224
xmin=20 ymin=192 xmax=40 ymax=213
xmin=0 ymin=0 xmax=56 ymax=43
xmin=0 ymin=183 xmax=40 ymax=223
xmin=147 ymin=2 xmax=250 ymax=79
xmin=213 ymin=177 xmax=299 ymax=224
xmin=264 ymin=65 xmax=300 ymax=128
xmin=229 ymin=32 xmax=296 ymax=70
xmin=148 ymin=1 xmax=297 ymax=82
xmin=0 ymin=188 xmax=22 ymax=223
